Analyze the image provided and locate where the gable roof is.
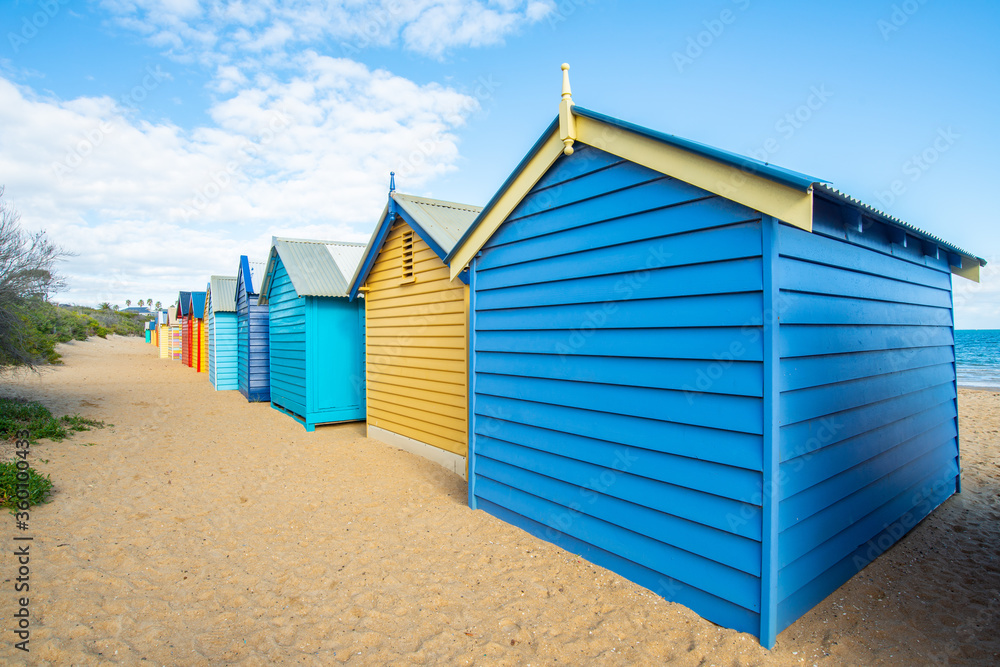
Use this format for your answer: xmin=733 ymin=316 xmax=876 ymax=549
xmin=348 ymin=191 xmax=482 ymax=299
xmin=167 ymin=305 xmax=178 ymax=324
xmin=177 ymin=291 xmax=191 ymax=317
xmin=208 ymin=276 xmax=237 ymax=313
xmin=237 ymin=255 xmax=268 ymax=296
xmin=258 ymin=237 xmax=366 ymax=303
xmin=446 ymin=103 xmax=985 ymax=282
xmin=189 ymin=291 xmax=207 ymax=318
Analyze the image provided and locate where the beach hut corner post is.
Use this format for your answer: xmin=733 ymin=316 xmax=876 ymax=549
xmin=447 ymin=64 xmax=986 ymax=648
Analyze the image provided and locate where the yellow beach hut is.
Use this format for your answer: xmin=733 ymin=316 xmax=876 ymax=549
xmin=348 ymin=178 xmax=482 ymax=477
xmin=167 ymin=305 xmax=182 ymax=361
xmin=157 ymin=310 xmax=171 ymax=359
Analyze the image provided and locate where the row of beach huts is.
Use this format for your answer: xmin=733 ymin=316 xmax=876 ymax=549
xmin=141 ymin=67 xmax=985 ymax=647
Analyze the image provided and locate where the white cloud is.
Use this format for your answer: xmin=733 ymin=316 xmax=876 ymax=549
xmin=0 ymin=57 xmax=477 ymax=307
xmin=100 ymin=0 xmax=556 ymax=61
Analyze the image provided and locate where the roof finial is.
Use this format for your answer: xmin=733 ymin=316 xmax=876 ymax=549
xmin=389 ymin=171 xmax=396 ymax=193
xmin=559 ymin=63 xmax=577 ymax=156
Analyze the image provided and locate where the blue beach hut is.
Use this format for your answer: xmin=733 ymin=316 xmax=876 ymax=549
xmin=207 ymin=275 xmax=238 ymax=391
xmin=236 ymin=256 xmax=270 ymax=402
xmin=446 ymin=65 xmax=986 ymax=647
xmin=258 ymin=238 xmax=367 ymax=431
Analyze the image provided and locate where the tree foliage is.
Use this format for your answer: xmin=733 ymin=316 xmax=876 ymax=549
xmin=0 ymin=187 xmax=68 ymax=368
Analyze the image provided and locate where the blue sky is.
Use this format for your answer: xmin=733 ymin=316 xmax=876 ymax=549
xmin=1 ymin=0 xmax=998 ymax=326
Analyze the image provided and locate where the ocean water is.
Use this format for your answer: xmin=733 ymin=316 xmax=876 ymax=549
xmin=955 ymin=329 xmax=1000 ymax=390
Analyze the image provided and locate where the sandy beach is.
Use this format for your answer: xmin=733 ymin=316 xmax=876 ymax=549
xmin=0 ymin=335 xmax=997 ymax=665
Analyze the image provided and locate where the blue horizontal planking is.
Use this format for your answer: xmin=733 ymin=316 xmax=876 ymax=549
xmin=498 ymin=172 xmax=723 ymax=248
xmin=780 ymin=324 xmax=953 ymax=358
xmin=476 ymin=497 xmax=760 ymax=636
xmin=478 ymin=223 xmax=762 ymax=291
xmin=212 ymin=311 xmax=238 ymax=390
xmin=779 ymin=381 xmax=957 ymax=462
xmin=779 ymin=224 xmax=952 ymax=290
xmin=475 ymin=394 xmax=763 ymax=470
xmin=774 ymin=473 xmax=954 ymax=632
xmin=778 ymin=444 xmax=957 ymax=565
xmin=476 ymin=293 xmax=764 ymax=332
xmin=779 ymin=418 xmax=957 ymax=529
xmin=779 ymin=292 xmax=953 ymax=326
xmin=809 ymin=198 xmax=953 ymax=275
xmin=778 ymin=257 xmax=952 ymax=308
xmin=776 ymin=460 xmax=957 ymax=602
xmin=483 ymin=197 xmax=760 ymax=271
xmin=475 ymin=327 xmax=764 ymax=362
xmin=505 ymin=161 xmax=666 ymax=228
xmin=268 ymin=255 xmax=307 ymax=416
xmin=475 ymin=435 xmax=762 ymax=542
xmin=476 ymin=351 xmax=763 ymax=397
xmin=530 ymin=144 xmax=625 ymax=191
xmin=478 ymin=417 xmax=761 ymax=503
xmin=477 ymin=373 xmax=763 ymax=434
xmin=779 ymin=363 xmax=955 ymax=425
xmin=778 ymin=397 xmax=957 ymax=497
xmin=473 ymin=472 xmax=761 ymax=611
xmin=779 ymin=345 xmax=955 ymax=392
xmin=476 ymin=258 xmax=763 ymax=310
xmin=476 ymin=454 xmax=761 ymax=575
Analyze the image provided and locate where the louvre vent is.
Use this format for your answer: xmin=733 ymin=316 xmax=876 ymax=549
xmin=401 ymin=229 xmax=415 ymax=283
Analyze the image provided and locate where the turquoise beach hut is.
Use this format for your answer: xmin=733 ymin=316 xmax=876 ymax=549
xmin=447 ymin=66 xmax=986 ymax=647
xmin=258 ymin=237 xmax=367 ymax=431
xmin=207 ymin=275 xmax=238 ymax=391
xmin=236 ymin=256 xmax=270 ymax=403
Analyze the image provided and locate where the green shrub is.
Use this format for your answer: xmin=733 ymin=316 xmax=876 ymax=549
xmin=0 ymin=460 xmax=53 ymax=509
xmin=0 ymin=397 xmax=106 ymax=443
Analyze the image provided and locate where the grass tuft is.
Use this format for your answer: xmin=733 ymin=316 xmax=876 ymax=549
xmin=0 ymin=460 xmax=53 ymax=509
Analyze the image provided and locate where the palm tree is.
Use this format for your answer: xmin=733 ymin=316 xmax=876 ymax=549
xmin=125 ymin=299 xmax=131 ymax=308
xmin=155 ymin=301 xmax=162 ymax=310
xmin=99 ymin=302 xmax=111 ymax=311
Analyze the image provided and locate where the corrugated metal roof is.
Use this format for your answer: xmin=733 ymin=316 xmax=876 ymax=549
xmin=261 ymin=237 xmax=366 ymax=300
xmin=813 ymin=184 xmax=985 ymax=266
xmin=447 ymin=108 xmax=984 ymax=274
xmin=347 ymin=192 xmax=481 ymax=299
xmin=392 ymin=192 xmax=482 ymax=256
xmin=247 ymin=261 xmax=266 ymax=294
xmin=208 ymin=275 xmax=237 ymax=312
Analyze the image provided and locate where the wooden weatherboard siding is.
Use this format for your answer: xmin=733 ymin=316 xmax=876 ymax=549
xmin=266 ymin=252 xmax=366 ymax=431
xmin=772 ymin=200 xmax=959 ymax=633
xmin=465 ymin=131 xmax=976 ymax=647
xmin=209 ymin=294 xmax=238 ymax=391
xmin=268 ymin=255 xmax=307 ymax=417
xmin=365 ymin=219 xmax=468 ymax=458
xmin=237 ymin=258 xmax=270 ymax=402
xmin=469 ymin=145 xmax=768 ymax=637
